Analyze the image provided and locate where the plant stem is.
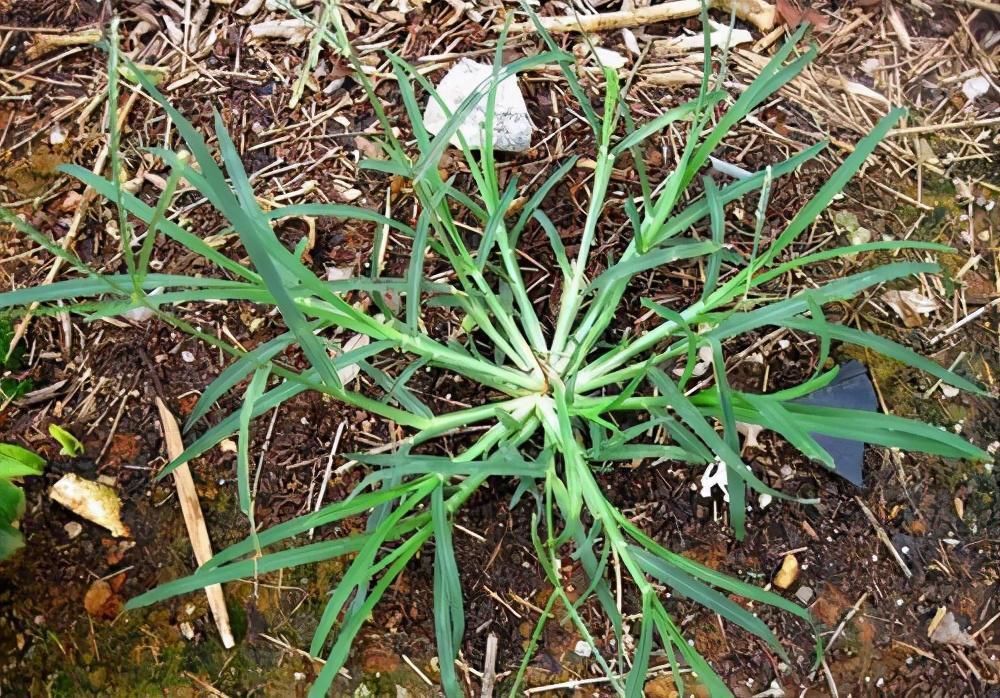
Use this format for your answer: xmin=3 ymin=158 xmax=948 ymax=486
xmin=550 ymin=147 xmax=614 ymax=367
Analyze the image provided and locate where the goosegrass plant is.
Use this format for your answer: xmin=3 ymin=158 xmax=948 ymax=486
xmin=0 ymin=10 xmax=990 ymax=697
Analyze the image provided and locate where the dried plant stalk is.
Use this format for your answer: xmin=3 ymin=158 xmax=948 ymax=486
xmin=508 ymin=0 xmax=776 ymax=35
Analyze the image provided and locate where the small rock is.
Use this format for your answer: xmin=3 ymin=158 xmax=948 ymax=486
xmin=64 ymin=521 xmax=83 ymax=539
xmin=795 ymin=586 xmax=814 ymax=604
xmin=49 ymin=123 xmax=67 ymax=145
xmin=422 ymin=58 xmax=533 ymax=152
xmin=929 ymin=609 xmax=975 ymax=647
xmin=84 ymin=580 xmax=112 ymax=616
xmin=773 ymin=554 xmax=800 ymax=590
xmin=644 ymin=676 xmax=680 ymax=698
xmin=833 ymin=210 xmax=871 ymax=246
xmin=337 ymin=187 xmax=362 ymax=203
xmin=179 ymin=621 xmax=195 ymax=640
xmin=83 ymin=579 xmax=122 ymax=619
xmin=181 ymin=350 xmax=195 ymax=363
xmin=123 ymin=288 xmax=163 ymax=323
xmin=591 ymin=46 xmax=627 ymax=69
xmin=573 ymin=640 xmax=592 ymax=657
xmin=325 ymin=266 xmax=353 ymax=282
xmin=860 ymin=57 xmax=881 ymax=74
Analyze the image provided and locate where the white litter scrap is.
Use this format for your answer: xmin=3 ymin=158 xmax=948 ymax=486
xmin=699 ymin=457 xmax=730 ymax=502
xmin=962 ymin=74 xmax=991 ymax=101
xmin=709 ymin=155 xmax=753 ymax=180
xmin=591 ymin=45 xmax=627 ymax=69
xmin=422 ymin=59 xmax=533 ymax=152
xmin=123 ymin=287 xmax=163 ymax=323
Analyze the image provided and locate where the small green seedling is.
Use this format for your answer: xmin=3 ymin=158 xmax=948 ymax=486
xmin=49 ymin=424 xmax=84 ymax=457
xmin=0 ymin=443 xmax=45 ymax=559
xmin=0 ymin=316 xmax=32 ymax=402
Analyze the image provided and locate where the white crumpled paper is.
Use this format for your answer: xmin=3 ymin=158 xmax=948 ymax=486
xmin=422 ymin=58 xmax=533 ymax=152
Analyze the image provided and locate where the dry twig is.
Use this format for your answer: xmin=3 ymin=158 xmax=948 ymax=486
xmin=508 ymin=0 xmax=776 ymax=35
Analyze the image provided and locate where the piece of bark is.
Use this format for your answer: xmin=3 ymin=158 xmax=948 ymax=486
xmin=156 ymin=398 xmax=235 ymax=649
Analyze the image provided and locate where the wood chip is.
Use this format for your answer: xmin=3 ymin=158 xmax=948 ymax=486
xmin=156 ymin=398 xmax=235 ymax=649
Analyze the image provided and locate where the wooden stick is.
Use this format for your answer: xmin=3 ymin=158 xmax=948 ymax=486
xmin=156 ymin=398 xmax=235 ymax=649
xmin=959 ymin=0 xmax=1000 ymax=12
xmin=508 ymin=0 xmax=776 ymax=35
xmin=26 ymin=28 xmax=102 ymax=60
xmin=480 ymin=633 xmax=498 ymax=698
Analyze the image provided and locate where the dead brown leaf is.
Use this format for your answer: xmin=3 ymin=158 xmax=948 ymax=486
xmin=83 ymin=579 xmax=122 ymax=619
xmin=882 ymin=289 xmax=938 ymax=328
xmin=776 ymin=0 xmax=830 ymax=29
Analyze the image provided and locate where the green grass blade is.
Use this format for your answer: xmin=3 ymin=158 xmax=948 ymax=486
xmin=588 ymin=240 xmax=719 ymax=292
xmin=59 ymin=164 xmax=257 ymax=282
xmin=611 ymin=93 xmax=722 ymax=157
xmin=211 ymin=114 xmax=344 ymax=390
xmin=432 ymin=485 xmax=464 ymax=697
xmin=780 ymin=316 xmax=985 ymax=395
xmin=757 ymin=108 xmax=906 ymax=270
xmin=237 ymin=366 xmax=269 ymax=554
xmin=742 ymin=393 xmax=834 ymax=468
xmin=632 ymin=546 xmax=787 ymax=659
xmin=708 ymin=338 xmax=746 ymax=539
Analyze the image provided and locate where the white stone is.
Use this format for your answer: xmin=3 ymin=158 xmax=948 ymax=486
xmin=422 ymin=59 xmax=533 ymax=152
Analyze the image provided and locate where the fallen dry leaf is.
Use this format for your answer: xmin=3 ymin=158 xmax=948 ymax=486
xmin=776 ymin=0 xmax=829 ymax=30
xmin=83 ymin=579 xmax=122 ymax=619
xmin=882 ymin=289 xmax=938 ymax=328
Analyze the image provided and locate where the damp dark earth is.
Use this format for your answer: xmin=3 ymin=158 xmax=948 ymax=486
xmin=1 ymin=1 xmax=998 ymax=697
